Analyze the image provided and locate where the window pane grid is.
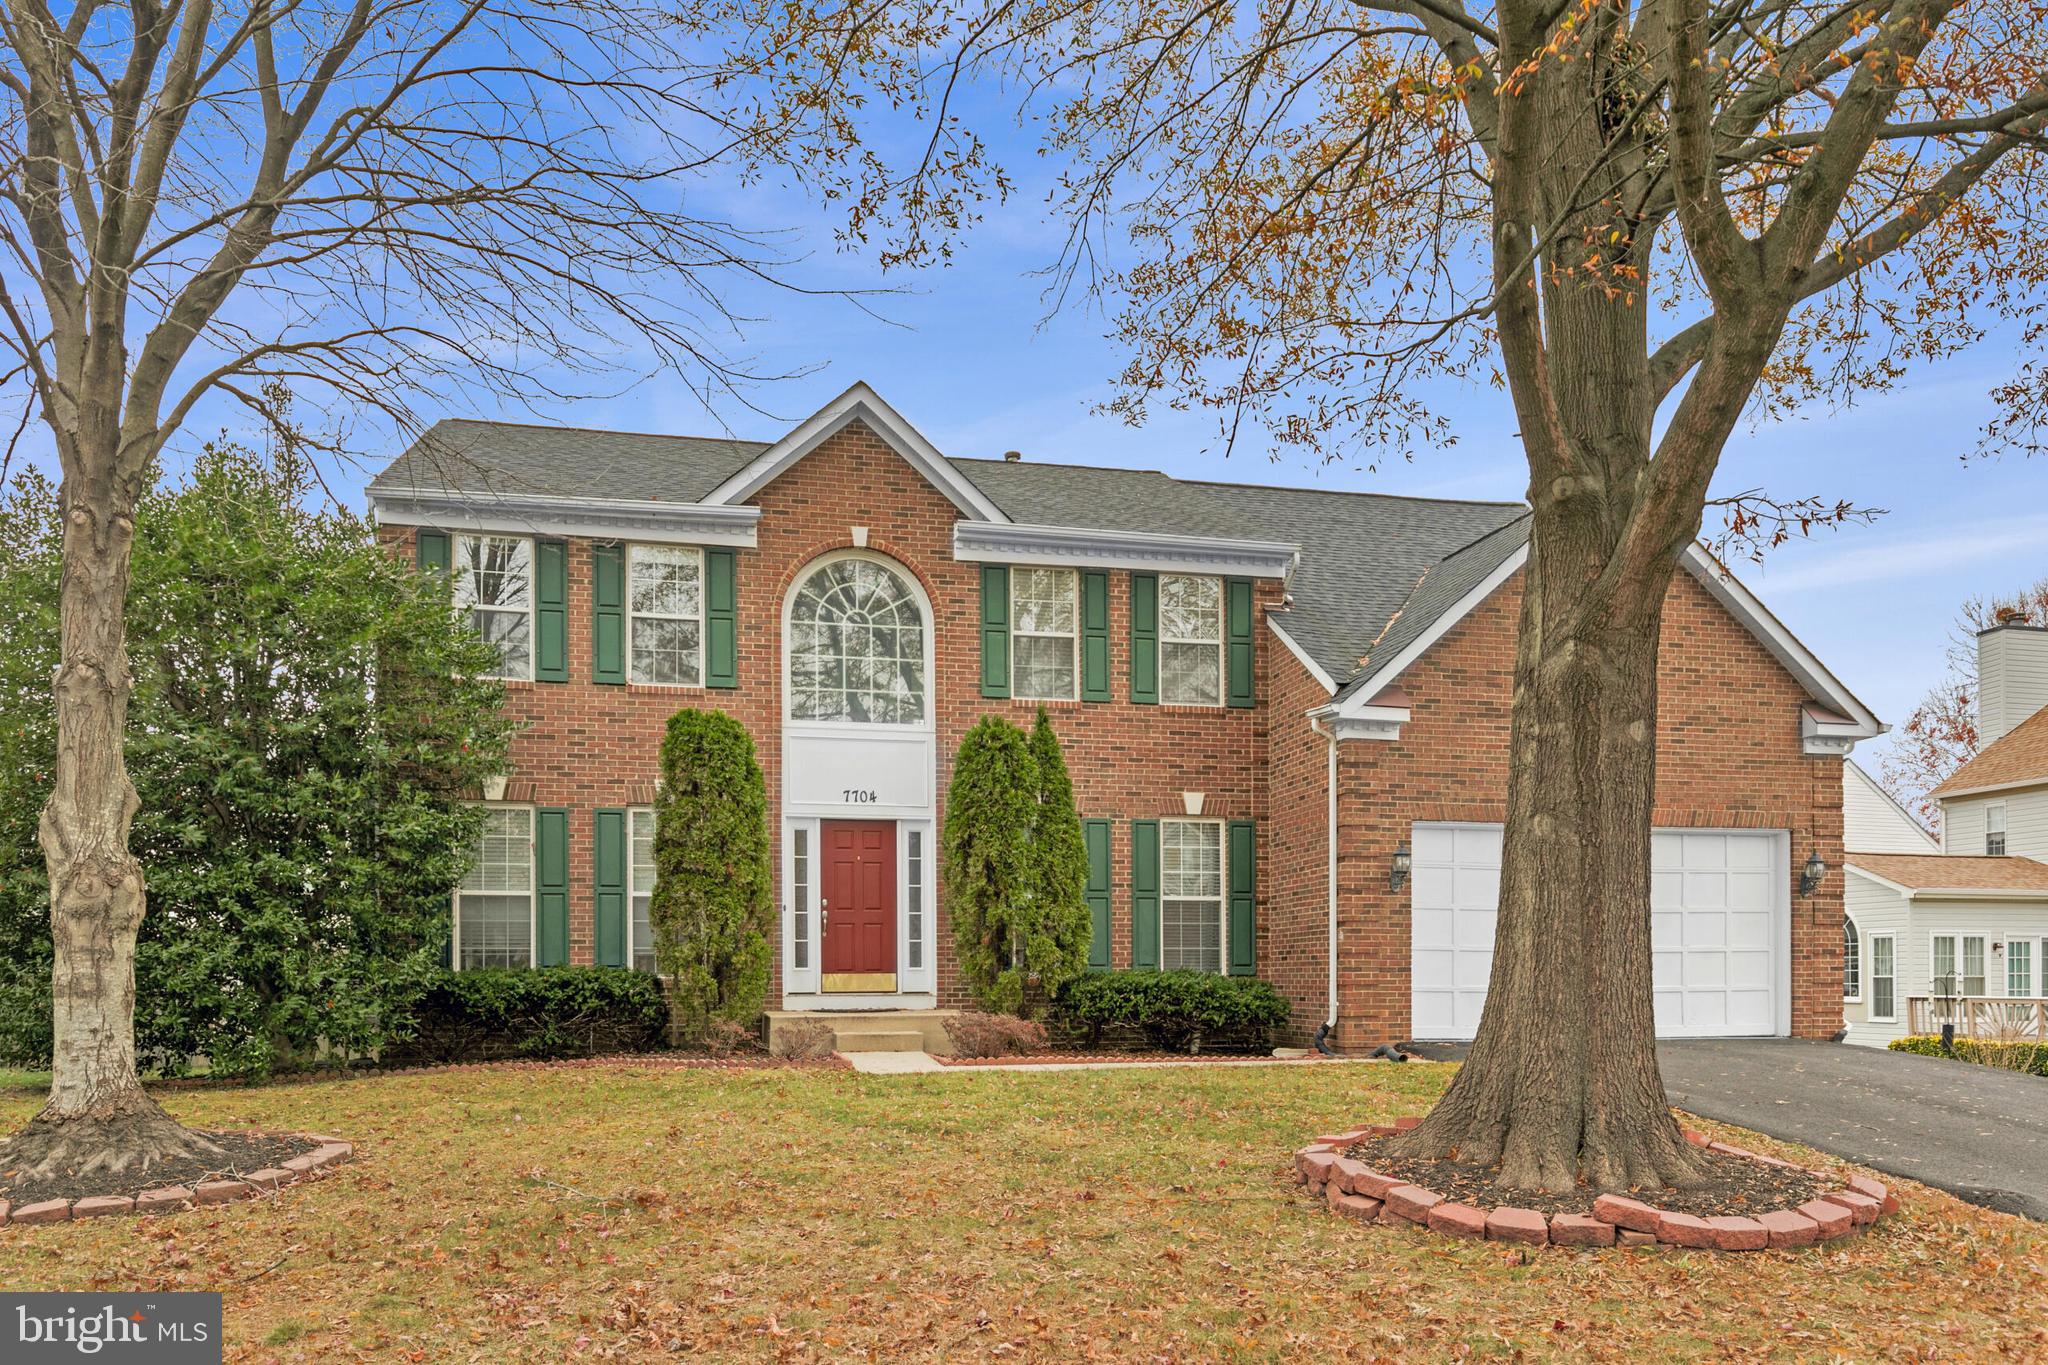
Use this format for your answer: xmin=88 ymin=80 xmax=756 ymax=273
xmin=790 ymin=559 xmax=926 ymax=724
xmin=792 ymin=828 xmax=810 ymax=971
xmin=1160 ymin=821 xmax=1223 ymax=972
xmin=908 ymin=830 xmax=924 ymax=971
xmin=630 ymin=808 xmax=657 ymax=972
xmin=1159 ymin=575 xmax=1222 ymax=705
xmin=629 ymin=546 xmax=704 ymax=686
xmin=1871 ymin=936 xmax=1895 ymax=1020
xmin=455 ymin=535 xmax=533 ymax=680
xmin=2009 ymin=940 xmax=2033 ymax=997
xmin=458 ymin=807 xmax=532 ymax=969
xmin=1842 ymin=918 xmax=1860 ymax=999
xmin=1012 ymin=568 xmax=1078 ymax=700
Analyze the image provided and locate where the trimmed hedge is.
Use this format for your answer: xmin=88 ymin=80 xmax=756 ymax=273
xmin=1889 ymin=1034 xmax=2048 ymax=1076
xmin=1054 ymin=970 xmax=1290 ymax=1053
xmin=384 ymin=968 xmax=668 ymax=1066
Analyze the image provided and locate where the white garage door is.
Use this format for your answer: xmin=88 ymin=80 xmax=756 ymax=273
xmin=1409 ymin=823 xmax=1787 ymax=1041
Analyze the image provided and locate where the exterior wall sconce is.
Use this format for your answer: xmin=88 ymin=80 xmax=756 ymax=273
xmin=1389 ymin=842 xmax=1412 ymax=893
xmin=1799 ymin=851 xmax=1826 ymax=897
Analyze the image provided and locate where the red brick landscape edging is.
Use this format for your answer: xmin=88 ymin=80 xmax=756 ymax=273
xmin=1294 ymin=1123 xmax=1899 ymax=1251
xmin=0 ymin=1134 xmax=354 ymax=1230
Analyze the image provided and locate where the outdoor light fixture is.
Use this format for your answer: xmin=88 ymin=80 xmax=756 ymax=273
xmin=1799 ymin=850 xmax=1826 ymax=897
xmin=1389 ymin=842 xmax=1412 ymax=893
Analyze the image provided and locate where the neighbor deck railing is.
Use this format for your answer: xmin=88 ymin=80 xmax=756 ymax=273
xmin=1905 ymin=996 xmax=2048 ymax=1040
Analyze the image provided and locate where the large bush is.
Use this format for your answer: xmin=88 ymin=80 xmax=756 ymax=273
xmin=0 ymin=448 xmax=512 ymax=1077
xmin=1889 ymin=1034 xmax=2048 ymax=1076
xmin=651 ymin=709 xmax=773 ymax=1043
xmin=384 ymin=968 xmax=667 ymax=1065
xmin=944 ymin=711 xmax=1093 ymax=1014
xmin=1055 ymin=971 xmax=1290 ymax=1053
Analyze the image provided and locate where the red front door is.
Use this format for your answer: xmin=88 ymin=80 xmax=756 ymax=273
xmin=821 ymin=820 xmax=896 ymax=989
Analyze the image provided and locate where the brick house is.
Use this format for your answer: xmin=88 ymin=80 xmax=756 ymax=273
xmin=368 ymin=383 xmax=1881 ymax=1052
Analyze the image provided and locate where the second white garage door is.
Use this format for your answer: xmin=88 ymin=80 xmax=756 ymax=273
xmin=1408 ymin=823 xmax=1788 ymax=1041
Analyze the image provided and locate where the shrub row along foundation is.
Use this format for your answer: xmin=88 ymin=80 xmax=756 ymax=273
xmin=1294 ymin=1122 xmax=1898 ymax=1251
xmin=0 ymin=1136 xmax=353 ymax=1228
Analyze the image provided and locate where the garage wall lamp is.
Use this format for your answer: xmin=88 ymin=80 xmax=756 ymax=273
xmin=1389 ymin=842 xmax=1412 ymax=893
xmin=1799 ymin=850 xmax=1827 ymax=897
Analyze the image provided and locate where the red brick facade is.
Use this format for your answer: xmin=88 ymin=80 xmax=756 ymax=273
xmin=389 ymin=415 xmax=1847 ymax=1045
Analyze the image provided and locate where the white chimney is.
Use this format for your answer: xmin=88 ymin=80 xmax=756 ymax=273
xmin=1977 ymin=622 xmax=2048 ymax=747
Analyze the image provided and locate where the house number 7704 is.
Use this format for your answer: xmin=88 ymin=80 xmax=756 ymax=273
xmin=843 ymin=789 xmax=878 ymax=804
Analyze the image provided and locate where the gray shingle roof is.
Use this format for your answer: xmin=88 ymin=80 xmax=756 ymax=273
xmin=1334 ymin=514 xmax=1531 ymax=702
xmin=369 ymin=418 xmax=1529 ymax=691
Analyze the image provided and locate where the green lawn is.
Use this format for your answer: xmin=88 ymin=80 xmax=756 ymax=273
xmin=0 ymin=1059 xmax=2041 ymax=1361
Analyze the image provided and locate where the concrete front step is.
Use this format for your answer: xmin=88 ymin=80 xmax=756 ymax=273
xmin=765 ymin=1008 xmax=961 ymax=1056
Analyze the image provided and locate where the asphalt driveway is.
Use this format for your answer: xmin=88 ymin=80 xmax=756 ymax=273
xmin=1404 ymin=1038 xmax=2048 ymax=1221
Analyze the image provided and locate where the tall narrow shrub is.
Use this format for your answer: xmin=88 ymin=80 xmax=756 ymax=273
xmin=1022 ymin=707 xmax=1093 ymax=1005
xmin=944 ymin=716 xmax=1038 ymax=1011
xmin=651 ymin=709 xmax=773 ymax=1043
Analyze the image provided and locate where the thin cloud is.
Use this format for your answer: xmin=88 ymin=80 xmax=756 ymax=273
xmin=1754 ymin=515 xmax=2048 ymax=594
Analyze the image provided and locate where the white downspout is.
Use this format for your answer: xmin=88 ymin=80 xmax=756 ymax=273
xmin=1309 ymin=714 xmax=1340 ymax=1050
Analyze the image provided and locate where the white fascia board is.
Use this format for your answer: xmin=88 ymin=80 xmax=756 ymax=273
xmin=1308 ymin=700 xmax=1409 ymax=742
xmin=1269 ymin=618 xmax=1337 ymax=694
xmin=702 ymin=381 xmax=1010 ymax=523
xmin=952 ymin=521 xmax=1298 ymax=580
xmin=370 ymin=488 xmax=760 ymax=548
xmin=1682 ymin=546 xmax=1883 ymax=741
xmin=1330 ymin=541 xmax=1529 ymax=720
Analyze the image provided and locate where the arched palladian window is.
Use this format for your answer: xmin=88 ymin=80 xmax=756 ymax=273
xmin=1842 ymin=917 xmax=1861 ymax=1001
xmin=789 ymin=557 xmax=927 ymax=724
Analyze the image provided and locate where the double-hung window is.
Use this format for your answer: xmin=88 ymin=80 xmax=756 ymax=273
xmin=1987 ymin=802 xmax=2007 ymax=856
xmin=457 ymin=807 xmax=534 ymax=969
xmin=629 ymin=808 xmax=658 ymax=972
xmin=1932 ymin=932 xmax=1987 ymax=996
xmin=1159 ymin=574 xmax=1223 ymax=705
xmin=1869 ymin=935 xmax=1896 ymax=1021
xmin=629 ymin=545 xmax=704 ymax=686
xmin=1011 ymin=567 xmax=1078 ymax=700
xmin=2009 ymin=938 xmax=2034 ymax=998
xmin=1842 ymin=918 xmax=1861 ymax=1001
xmin=1160 ymin=819 xmax=1224 ymax=972
xmin=454 ymin=535 xmax=534 ymax=680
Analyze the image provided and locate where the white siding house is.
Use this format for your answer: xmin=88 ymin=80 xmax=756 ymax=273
xmin=1844 ymin=761 xmax=1938 ymax=854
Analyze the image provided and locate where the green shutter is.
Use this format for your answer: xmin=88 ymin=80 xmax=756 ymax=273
xmin=1226 ymin=577 xmax=1254 ymax=709
xmin=706 ymin=548 xmax=738 ymax=689
xmin=1081 ymin=570 xmax=1111 ymax=702
xmin=1084 ymin=818 xmax=1113 ymax=970
xmin=1227 ymin=820 xmax=1256 ymax=975
xmin=979 ymin=564 xmax=1011 ymax=698
xmin=1131 ymin=819 xmax=1160 ymax=970
xmin=535 ymin=540 xmax=568 ymax=682
xmin=593 ymin=809 xmax=627 ymax=967
xmin=1129 ymin=573 xmax=1158 ymax=704
xmin=591 ymin=542 xmax=625 ymax=684
xmin=416 ymin=528 xmax=450 ymax=573
xmin=536 ymin=807 xmax=570 ymax=966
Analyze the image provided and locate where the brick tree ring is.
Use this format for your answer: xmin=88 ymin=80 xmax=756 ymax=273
xmin=0 ymin=1134 xmax=354 ymax=1229
xmin=1294 ymin=1126 xmax=1899 ymax=1251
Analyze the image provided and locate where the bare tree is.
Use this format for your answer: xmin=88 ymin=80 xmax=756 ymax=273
xmin=731 ymin=0 xmax=2048 ymax=1189
xmin=0 ymin=0 xmax=838 ymax=1175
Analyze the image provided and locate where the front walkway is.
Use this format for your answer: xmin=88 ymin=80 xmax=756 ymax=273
xmin=1409 ymin=1037 xmax=2048 ymax=1222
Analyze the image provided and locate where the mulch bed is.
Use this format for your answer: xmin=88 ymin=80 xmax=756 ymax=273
xmin=0 ymin=1130 xmax=318 ymax=1207
xmin=1342 ymin=1135 xmax=1822 ymax=1218
xmin=937 ymin=1051 xmax=1332 ymax=1066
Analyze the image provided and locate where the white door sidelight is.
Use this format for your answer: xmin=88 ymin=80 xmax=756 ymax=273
xmin=1409 ymin=823 xmax=1790 ymax=1041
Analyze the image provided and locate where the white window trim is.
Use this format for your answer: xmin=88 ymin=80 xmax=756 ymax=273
xmin=1842 ymin=916 xmax=1862 ymax=1004
xmin=781 ymin=549 xmax=935 ymax=732
xmin=1010 ymin=566 xmax=1080 ymax=701
xmin=454 ymin=804 xmax=537 ymax=970
xmin=2007 ymin=936 xmax=2037 ymax=998
xmin=627 ymin=806 xmax=657 ymax=972
xmin=455 ymin=533 xmax=536 ymax=682
xmin=627 ymin=544 xmax=707 ymax=688
xmin=1868 ymin=933 xmax=1897 ymax=1022
xmin=1159 ymin=573 xmax=1225 ymax=708
xmin=1986 ymin=801 xmax=2007 ymax=857
xmin=1160 ymin=817 xmax=1229 ymax=974
xmin=1929 ymin=930 xmax=1992 ymax=997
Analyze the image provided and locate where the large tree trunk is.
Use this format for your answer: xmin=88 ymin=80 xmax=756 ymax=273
xmin=0 ymin=460 xmax=220 ymax=1179
xmin=1391 ymin=516 xmax=1707 ymax=1192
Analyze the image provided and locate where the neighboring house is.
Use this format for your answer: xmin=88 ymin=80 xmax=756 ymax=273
xmin=1843 ymin=623 xmax=2048 ymax=1046
xmin=368 ymin=383 xmax=1881 ymax=1052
